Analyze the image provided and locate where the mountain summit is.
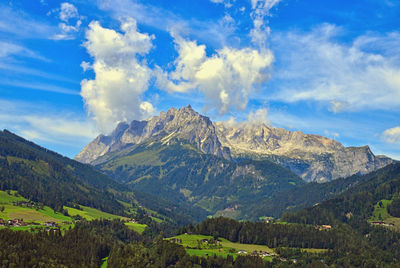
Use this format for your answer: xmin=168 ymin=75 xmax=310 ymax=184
xmin=75 ymin=105 xmax=231 ymax=164
xmin=75 ymin=106 xmax=392 ymax=182
xmin=215 ymin=122 xmax=392 ymax=182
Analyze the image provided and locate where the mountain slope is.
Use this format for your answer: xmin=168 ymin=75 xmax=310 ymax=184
xmin=281 ymin=162 xmax=400 ymax=226
xmin=215 ymin=122 xmax=392 ymax=182
xmin=0 ymin=129 xmax=128 ymax=214
xmin=241 ymin=163 xmax=399 ymax=220
xmin=76 ymin=106 xmax=392 ymax=183
xmin=75 ymin=105 xmax=231 ymax=164
xmin=95 ymin=137 xmax=303 ymax=215
xmin=0 ymin=130 xmax=208 ymax=224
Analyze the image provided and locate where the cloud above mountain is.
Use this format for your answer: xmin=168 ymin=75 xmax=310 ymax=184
xmin=383 ymin=127 xmax=400 ymax=144
xmin=156 ymin=32 xmax=273 ymax=114
xmin=80 ymin=18 xmax=154 ymax=133
xmin=81 ymin=2 xmax=275 ymax=130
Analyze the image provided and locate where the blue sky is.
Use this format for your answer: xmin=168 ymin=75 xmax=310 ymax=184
xmin=1 ymin=0 xmax=400 ymax=160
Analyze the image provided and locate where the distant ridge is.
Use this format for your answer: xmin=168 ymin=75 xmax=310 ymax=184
xmin=76 ymin=106 xmax=392 ymax=182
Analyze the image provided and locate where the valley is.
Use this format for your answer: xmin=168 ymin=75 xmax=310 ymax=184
xmin=0 ymin=115 xmax=399 ymax=267
xmin=3 ymin=0 xmax=399 ymax=266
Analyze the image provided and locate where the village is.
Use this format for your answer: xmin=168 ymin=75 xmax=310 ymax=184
xmin=0 ymin=218 xmax=66 ymax=232
xmin=370 ymin=221 xmax=395 ymax=227
xmin=314 ymin=224 xmax=332 ymax=230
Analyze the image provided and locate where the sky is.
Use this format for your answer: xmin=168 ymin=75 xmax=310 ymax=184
xmin=0 ymin=0 xmax=400 ymax=160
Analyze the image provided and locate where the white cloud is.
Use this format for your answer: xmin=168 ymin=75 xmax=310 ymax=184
xmin=383 ymin=127 xmax=400 ymax=144
xmin=324 ymin=130 xmax=340 ymax=139
xmin=247 ymin=108 xmax=269 ymax=124
xmin=251 ymin=0 xmax=282 ymax=10
xmin=250 ymin=0 xmax=282 ymax=48
xmin=81 ymin=18 xmax=155 ymax=133
xmin=52 ymin=2 xmax=83 ymax=40
xmin=271 ymin=25 xmax=400 ymax=112
xmin=209 ymin=0 xmax=234 ymax=8
xmin=218 ymin=108 xmax=269 ymax=129
xmin=0 ymin=41 xmax=47 ymax=61
xmin=59 ymin=2 xmax=79 ymax=22
xmin=97 ymin=0 xmax=236 ymax=47
xmin=156 ymin=33 xmax=274 ymax=115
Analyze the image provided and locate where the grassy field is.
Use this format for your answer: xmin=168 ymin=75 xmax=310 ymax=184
xmin=7 ymin=206 xmax=69 ymax=223
xmin=219 ymin=238 xmax=274 ymax=253
xmin=64 ymin=205 xmax=147 ymax=233
xmin=166 ymin=234 xmax=275 ymax=260
xmin=300 ymin=248 xmax=329 ymax=253
xmin=125 ymin=221 xmax=147 ymax=234
xmin=167 ymin=234 xmax=329 ymax=261
xmin=0 ymin=190 xmax=27 ymax=203
xmin=0 ymin=190 xmax=71 ymax=224
xmin=0 ymin=190 xmax=147 ymax=234
xmin=64 ymin=205 xmax=126 ymax=221
xmin=370 ymin=199 xmax=392 ymax=220
xmin=101 ymin=257 xmax=108 ymax=268
xmin=369 ymin=199 xmax=400 ymax=231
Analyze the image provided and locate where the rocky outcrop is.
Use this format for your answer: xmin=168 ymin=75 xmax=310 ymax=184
xmin=76 ymin=106 xmax=392 ymax=183
xmin=215 ymin=122 xmax=392 ymax=182
xmin=75 ymin=105 xmax=231 ymax=164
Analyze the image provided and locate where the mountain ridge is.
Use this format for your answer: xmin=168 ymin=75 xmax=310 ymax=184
xmin=95 ymin=137 xmax=303 ymax=215
xmin=75 ymin=106 xmax=392 ymax=182
xmin=75 ymin=105 xmax=231 ymax=165
xmin=215 ymin=121 xmax=392 ymax=182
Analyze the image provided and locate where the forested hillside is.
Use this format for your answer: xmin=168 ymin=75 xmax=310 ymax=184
xmin=242 ymin=164 xmax=399 ymax=219
xmin=97 ymin=138 xmax=303 ymax=216
xmin=0 ymin=130 xmax=207 ymax=225
xmin=0 ymin=130 xmax=126 ymax=214
xmin=187 ymin=217 xmax=400 ymax=266
xmin=281 ymin=162 xmax=400 ymax=226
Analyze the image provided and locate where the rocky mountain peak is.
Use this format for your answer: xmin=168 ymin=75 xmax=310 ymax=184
xmin=215 ymin=121 xmax=392 ymax=182
xmin=75 ymin=106 xmax=392 ymax=183
xmin=75 ymin=106 xmax=230 ymax=164
xmin=215 ymin=121 xmax=343 ymax=157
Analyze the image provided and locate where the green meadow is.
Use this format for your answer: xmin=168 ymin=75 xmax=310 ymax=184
xmin=64 ymin=205 xmax=126 ymax=221
xmin=0 ymin=190 xmax=146 ymax=233
xmin=369 ymin=199 xmax=400 ymax=230
xmin=125 ymin=221 xmax=147 ymax=234
xmin=167 ymin=233 xmax=330 ymax=261
xmin=167 ymin=234 xmax=275 ymax=260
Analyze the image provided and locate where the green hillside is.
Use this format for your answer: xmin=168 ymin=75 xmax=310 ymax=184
xmin=0 ymin=130 xmax=209 ymax=227
xmin=0 ymin=130 xmax=129 ymax=215
xmin=0 ymin=190 xmax=147 ymax=234
xmin=241 ymin=167 xmax=390 ymax=220
xmin=281 ymin=162 xmax=400 ymax=226
xmin=97 ymin=138 xmax=304 ymax=216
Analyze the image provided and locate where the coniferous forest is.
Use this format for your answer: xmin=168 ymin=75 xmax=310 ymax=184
xmin=3 ymin=0 xmax=400 ymax=266
xmin=1 ymin=131 xmax=400 ymax=267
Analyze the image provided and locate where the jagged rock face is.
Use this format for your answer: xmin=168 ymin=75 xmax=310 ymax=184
xmin=215 ymin=122 xmax=393 ymax=182
xmin=75 ymin=105 xmax=231 ymax=164
xmin=76 ymin=105 xmax=392 ymax=183
xmin=215 ymin=122 xmax=343 ymax=157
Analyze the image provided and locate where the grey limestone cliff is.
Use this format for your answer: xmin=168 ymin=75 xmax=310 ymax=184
xmin=75 ymin=105 xmax=231 ymax=164
xmin=215 ymin=122 xmax=392 ymax=182
xmin=75 ymin=106 xmax=392 ymax=182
